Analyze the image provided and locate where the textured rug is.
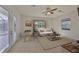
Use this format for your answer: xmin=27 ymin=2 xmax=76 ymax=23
xmin=37 ymin=37 xmax=73 ymax=50
xmin=62 ymin=43 xmax=79 ymax=53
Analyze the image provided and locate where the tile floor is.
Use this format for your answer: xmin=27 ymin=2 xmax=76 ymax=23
xmin=8 ymin=36 xmax=72 ymax=53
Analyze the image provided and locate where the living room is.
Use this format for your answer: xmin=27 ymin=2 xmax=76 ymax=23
xmin=0 ymin=5 xmax=79 ymax=53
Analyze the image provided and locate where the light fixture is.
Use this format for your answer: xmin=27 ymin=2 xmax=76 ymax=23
xmin=47 ymin=12 xmax=51 ymax=15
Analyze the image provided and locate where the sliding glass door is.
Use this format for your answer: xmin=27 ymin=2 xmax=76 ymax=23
xmin=13 ymin=16 xmax=16 ymax=43
xmin=0 ymin=7 xmax=9 ymax=52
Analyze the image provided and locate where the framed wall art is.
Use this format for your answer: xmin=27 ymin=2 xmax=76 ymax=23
xmin=25 ymin=20 xmax=32 ymax=27
xmin=61 ymin=18 xmax=71 ymax=30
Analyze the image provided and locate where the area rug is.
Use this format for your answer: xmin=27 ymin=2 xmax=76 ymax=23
xmin=62 ymin=43 xmax=79 ymax=53
xmin=37 ymin=37 xmax=73 ymax=50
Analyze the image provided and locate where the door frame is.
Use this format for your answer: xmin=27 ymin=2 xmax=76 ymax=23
xmin=13 ymin=15 xmax=17 ymax=44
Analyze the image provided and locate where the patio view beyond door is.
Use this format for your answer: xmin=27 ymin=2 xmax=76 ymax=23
xmin=0 ymin=7 xmax=9 ymax=52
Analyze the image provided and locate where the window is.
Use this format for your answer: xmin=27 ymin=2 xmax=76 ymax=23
xmin=61 ymin=18 xmax=71 ymax=30
xmin=34 ymin=20 xmax=46 ymax=28
xmin=0 ymin=16 xmax=8 ymax=33
xmin=0 ymin=7 xmax=9 ymax=52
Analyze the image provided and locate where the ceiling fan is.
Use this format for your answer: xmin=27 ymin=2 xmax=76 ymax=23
xmin=42 ymin=7 xmax=58 ymax=16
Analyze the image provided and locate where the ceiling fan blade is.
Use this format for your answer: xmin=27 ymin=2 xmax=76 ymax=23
xmin=46 ymin=7 xmax=50 ymax=11
xmin=50 ymin=12 xmax=53 ymax=14
xmin=51 ymin=8 xmax=57 ymax=11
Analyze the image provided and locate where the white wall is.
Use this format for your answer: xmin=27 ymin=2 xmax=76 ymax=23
xmin=52 ymin=7 xmax=79 ymax=40
xmin=20 ymin=16 xmax=53 ymax=33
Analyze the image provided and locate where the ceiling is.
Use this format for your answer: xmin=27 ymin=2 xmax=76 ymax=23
xmin=14 ymin=5 xmax=77 ymax=18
